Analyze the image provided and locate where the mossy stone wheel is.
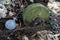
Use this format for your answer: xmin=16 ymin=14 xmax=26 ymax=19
xmin=23 ymin=3 xmax=50 ymax=25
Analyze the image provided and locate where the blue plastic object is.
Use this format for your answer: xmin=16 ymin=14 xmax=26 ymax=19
xmin=5 ymin=20 xmax=16 ymax=30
